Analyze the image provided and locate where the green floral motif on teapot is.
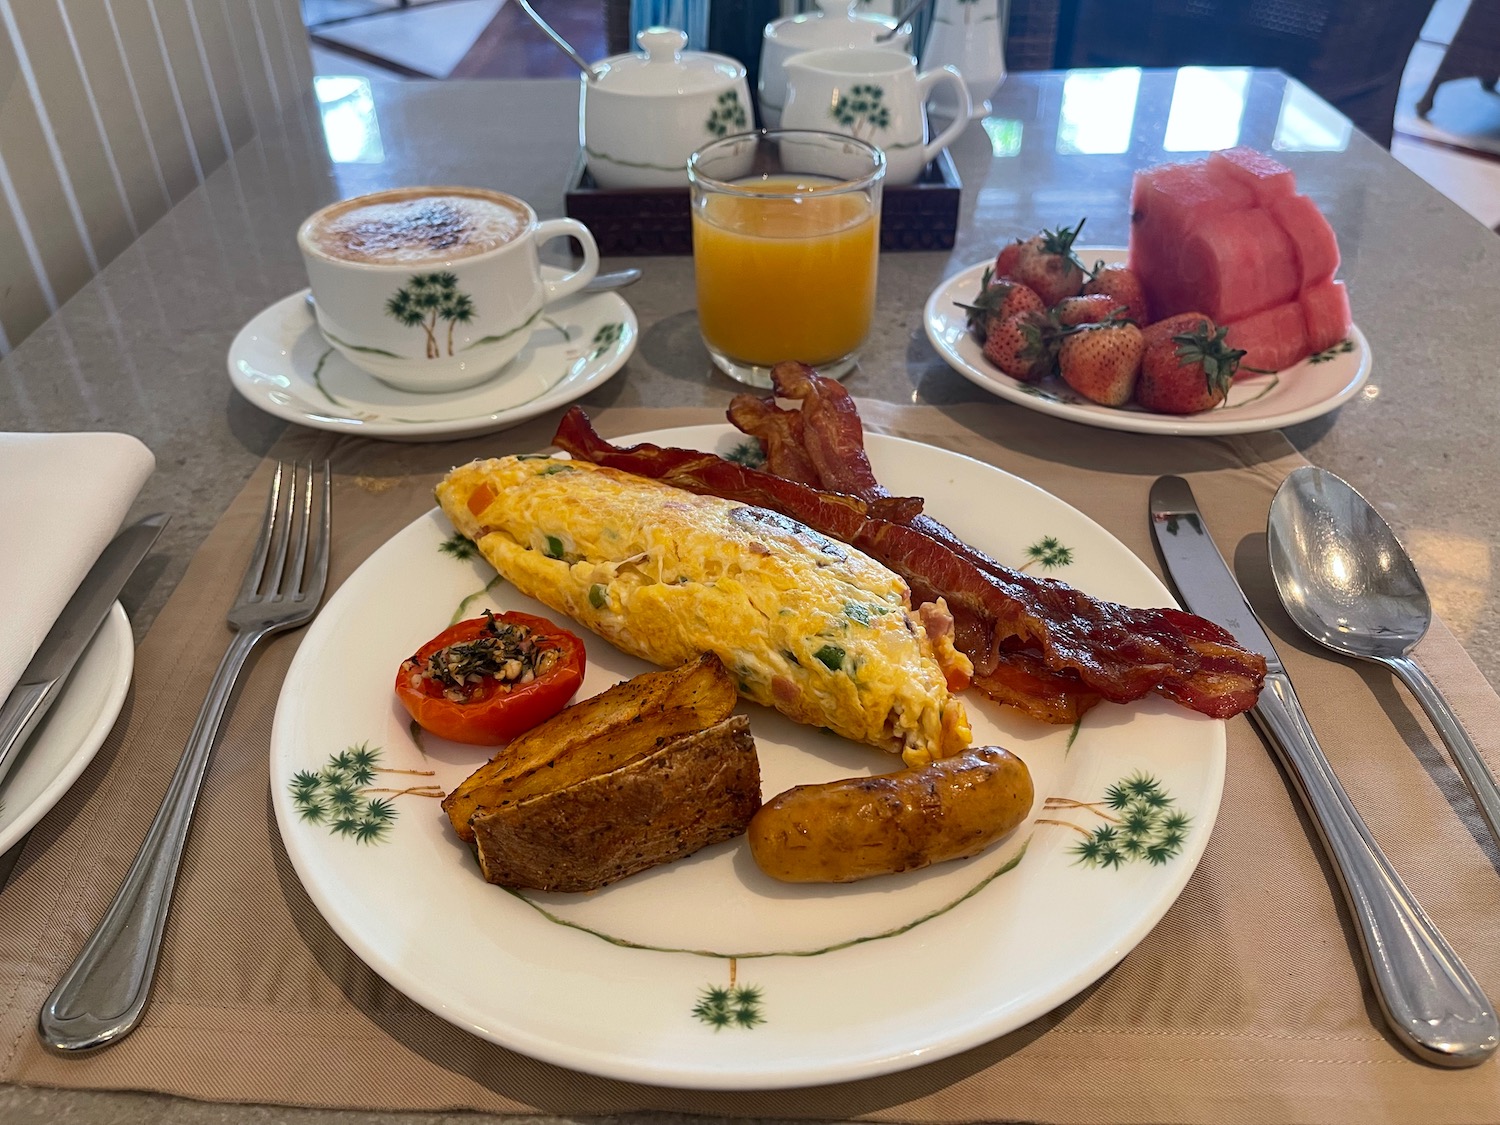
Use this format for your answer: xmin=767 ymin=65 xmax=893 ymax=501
xmin=706 ymin=90 xmax=748 ymax=138
xmin=831 ymin=85 xmax=891 ymax=139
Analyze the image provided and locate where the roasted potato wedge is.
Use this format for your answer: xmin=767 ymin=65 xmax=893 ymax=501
xmin=472 ymin=715 xmax=761 ymax=893
xmin=442 ymin=652 xmax=737 ymax=841
xmin=748 ymin=745 xmax=1033 ymax=883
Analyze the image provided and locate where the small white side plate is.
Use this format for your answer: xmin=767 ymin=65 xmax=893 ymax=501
xmin=0 ymin=602 xmax=132 ymax=853
xmin=228 ymin=270 xmax=637 ymax=443
xmin=924 ymin=250 xmax=1371 ymax=436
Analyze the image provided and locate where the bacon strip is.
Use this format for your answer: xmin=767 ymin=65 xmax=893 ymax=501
xmin=725 ymin=396 xmax=822 ymax=485
xmin=756 ymin=363 xmax=1263 ymax=719
xmin=553 ymin=407 xmax=1265 ymax=721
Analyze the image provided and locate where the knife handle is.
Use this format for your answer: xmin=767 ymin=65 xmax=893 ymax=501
xmin=0 ymin=680 xmax=56 ymax=788
xmin=1253 ymin=671 xmax=1499 ymax=1066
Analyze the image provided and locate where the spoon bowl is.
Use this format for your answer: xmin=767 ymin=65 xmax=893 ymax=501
xmin=1268 ymin=465 xmax=1500 ymax=848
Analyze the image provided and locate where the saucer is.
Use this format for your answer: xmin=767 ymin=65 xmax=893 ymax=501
xmin=227 ymin=270 xmax=637 ymax=442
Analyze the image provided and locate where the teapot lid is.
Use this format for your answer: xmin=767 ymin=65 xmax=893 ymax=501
xmin=590 ymin=27 xmax=745 ymax=95
xmin=764 ymin=10 xmax=905 ymax=49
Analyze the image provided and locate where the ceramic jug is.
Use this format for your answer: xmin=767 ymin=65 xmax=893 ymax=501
xmin=779 ymin=47 xmax=970 ymax=185
xmin=582 ymin=27 xmax=754 ymax=189
xmin=758 ymin=1 xmax=912 ymax=128
xmin=920 ymin=0 xmax=1006 ymax=118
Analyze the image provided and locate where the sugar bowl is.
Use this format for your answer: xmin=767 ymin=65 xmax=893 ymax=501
xmin=582 ymin=27 xmax=754 ymax=189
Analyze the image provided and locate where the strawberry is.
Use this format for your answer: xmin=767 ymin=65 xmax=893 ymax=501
xmin=1141 ymin=312 xmax=1214 ymax=352
xmin=1010 ymin=219 xmax=1088 ymax=306
xmin=958 ymin=268 xmax=1046 ymax=339
xmin=983 ymin=309 xmax=1057 ymax=382
xmin=1136 ymin=322 xmax=1246 ymax=414
xmin=1083 ymin=263 xmax=1149 ymax=325
xmin=994 ymin=240 xmax=1025 ymax=280
xmin=1057 ymin=321 xmax=1143 ymax=406
xmin=1053 ymin=293 xmax=1123 ymax=327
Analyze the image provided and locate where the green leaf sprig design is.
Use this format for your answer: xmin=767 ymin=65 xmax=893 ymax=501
xmin=1037 ymin=772 xmax=1191 ymax=868
xmin=439 ymin=531 xmax=478 ymax=560
xmin=290 ymin=742 xmax=443 ymax=844
xmin=705 ymin=90 xmax=748 ymax=138
xmin=1019 ymin=536 xmax=1074 ymax=571
xmin=692 ymin=958 xmax=765 ymax=1030
xmin=830 ymin=84 xmax=891 ymax=139
xmin=724 ymin=439 xmax=767 ymax=469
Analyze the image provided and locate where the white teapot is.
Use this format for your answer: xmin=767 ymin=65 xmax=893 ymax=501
xmin=758 ymin=1 xmax=912 ymax=128
xmin=582 ymin=27 xmax=753 ymax=189
xmin=779 ymin=47 xmax=970 ymax=185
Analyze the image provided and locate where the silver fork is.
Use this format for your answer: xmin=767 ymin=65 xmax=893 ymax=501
xmin=38 ymin=460 xmax=331 ymax=1053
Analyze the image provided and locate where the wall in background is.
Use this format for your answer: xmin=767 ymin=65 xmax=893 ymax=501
xmin=0 ymin=0 xmax=314 ymax=352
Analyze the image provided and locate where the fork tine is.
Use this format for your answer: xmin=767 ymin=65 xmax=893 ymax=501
xmin=237 ymin=462 xmax=284 ymax=603
xmin=306 ymin=460 xmax=332 ymax=602
xmin=262 ymin=462 xmax=295 ymax=599
xmin=287 ymin=460 xmax=314 ymax=599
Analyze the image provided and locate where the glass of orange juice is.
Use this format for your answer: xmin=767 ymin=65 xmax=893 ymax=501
xmin=688 ymin=130 xmax=885 ymax=387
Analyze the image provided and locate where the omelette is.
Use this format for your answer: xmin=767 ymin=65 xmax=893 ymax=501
xmin=436 ymin=456 xmax=973 ymax=766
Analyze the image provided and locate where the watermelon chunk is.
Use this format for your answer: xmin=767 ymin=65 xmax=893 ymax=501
xmin=1130 ymin=150 xmax=1349 ymax=348
xmin=1207 ymin=147 xmax=1297 ymax=204
xmin=1130 ymin=162 xmax=1256 ymax=317
xmin=1224 ymin=302 xmax=1309 ymax=374
xmin=1268 ymin=193 xmax=1341 ymax=290
xmin=1302 ymin=279 xmax=1352 ymax=353
xmin=1178 ymin=208 xmax=1299 ymax=323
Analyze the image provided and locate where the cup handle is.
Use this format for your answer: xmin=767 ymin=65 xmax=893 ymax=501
xmin=534 ymin=217 xmax=600 ymax=305
xmin=918 ymin=66 xmax=972 ymax=165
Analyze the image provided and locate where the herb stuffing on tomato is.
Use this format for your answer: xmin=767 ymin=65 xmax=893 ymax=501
xmin=395 ymin=610 xmax=586 ymax=745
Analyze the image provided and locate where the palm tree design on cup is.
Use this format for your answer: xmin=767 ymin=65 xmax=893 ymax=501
xmin=830 ymin=84 xmax=891 ymax=140
xmin=385 ymin=272 xmax=477 ymax=358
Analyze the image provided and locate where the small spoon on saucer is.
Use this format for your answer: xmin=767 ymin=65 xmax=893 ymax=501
xmin=1267 ymin=465 xmax=1500 ymax=847
xmin=303 ymin=269 xmax=640 ymax=314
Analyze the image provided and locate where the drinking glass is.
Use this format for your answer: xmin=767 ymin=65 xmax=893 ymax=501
xmin=687 ymin=130 xmax=885 ymax=387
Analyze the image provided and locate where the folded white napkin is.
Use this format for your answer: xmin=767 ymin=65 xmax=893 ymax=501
xmin=0 ymin=432 xmax=155 ymax=703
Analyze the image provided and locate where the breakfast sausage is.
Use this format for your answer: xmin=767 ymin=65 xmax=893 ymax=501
xmin=747 ymin=746 xmax=1033 ymax=883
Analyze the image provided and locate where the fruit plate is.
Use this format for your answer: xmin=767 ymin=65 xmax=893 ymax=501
xmin=924 ymin=251 xmax=1371 ymax=437
xmin=270 ymin=425 xmax=1225 ymax=1090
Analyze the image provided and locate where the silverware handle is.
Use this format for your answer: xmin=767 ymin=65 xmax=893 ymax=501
xmin=1387 ymin=654 xmax=1500 ymax=849
xmin=37 ymin=627 xmax=264 ymax=1053
xmin=1252 ymin=672 xmax=1498 ymax=1066
xmin=0 ymin=680 xmax=56 ymax=788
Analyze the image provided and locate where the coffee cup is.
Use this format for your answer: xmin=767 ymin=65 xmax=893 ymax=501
xmin=780 ymin=48 xmax=970 ymax=186
xmin=297 ymin=186 xmax=600 ymax=393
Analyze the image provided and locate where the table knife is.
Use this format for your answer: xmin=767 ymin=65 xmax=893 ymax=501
xmin=1148 ymin=475 xmax=1498 ymax=1068
xmin=0 ymin=513 xmax=168 ymax=786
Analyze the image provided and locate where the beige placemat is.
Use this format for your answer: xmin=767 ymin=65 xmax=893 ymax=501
xmin=2 ymin=402 xmax=1499 ymax=1124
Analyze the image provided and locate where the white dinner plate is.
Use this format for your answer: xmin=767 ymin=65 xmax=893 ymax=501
xmin=0 ymin=602 xmax=132 ymax=853
xmin=270 ymin=426 xmax=1225 ymax=1089
xmin=924 ymin=250 xmax=1372 ymax=436
xmin=227 ymin=270 xmax=637 ymax=443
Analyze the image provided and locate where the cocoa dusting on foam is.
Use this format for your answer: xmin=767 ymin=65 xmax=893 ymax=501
xmin=310 ymin=193 xmax=526 ymax=264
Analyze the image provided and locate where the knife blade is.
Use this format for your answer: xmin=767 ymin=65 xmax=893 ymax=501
xmin=1148 ymin=475 xmax=1498 ymax=1068
xmin=0 ymin=513 xmax=168 ymax=786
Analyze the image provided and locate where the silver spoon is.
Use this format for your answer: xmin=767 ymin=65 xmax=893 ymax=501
xmin=1268 ymin=465 xmax=1500 ymax=848
xmin=302 ymin=268 xmax=640 ymax=315
xmin=514 ymin=0 xmax=596 ymax=81
xmin=876 ymin=0 xmax=930 ymax=41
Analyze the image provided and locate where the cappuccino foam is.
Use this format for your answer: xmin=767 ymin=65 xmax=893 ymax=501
xmin=306 ymin=190 xmax=528 ymax=265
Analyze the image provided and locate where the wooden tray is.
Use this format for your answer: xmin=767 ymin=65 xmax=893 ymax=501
xmin=564 ymin=148 xmax=961 ymax=256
